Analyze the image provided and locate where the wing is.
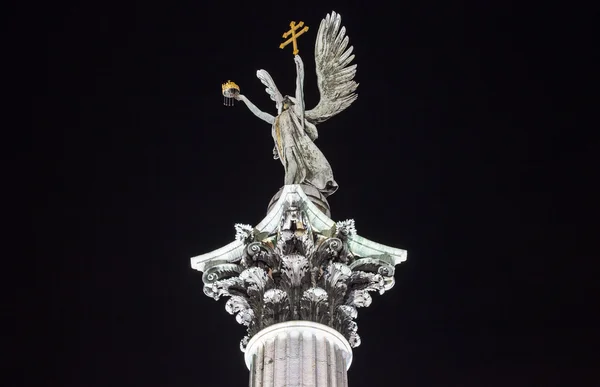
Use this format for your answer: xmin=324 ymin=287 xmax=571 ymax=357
xmin=305 ymin=11 xmax=358 ymax=125
xmin=256 ymin=69 xmax=283 ymax=110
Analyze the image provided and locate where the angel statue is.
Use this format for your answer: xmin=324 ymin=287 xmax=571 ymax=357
xmin=234 ymin=11 xmax=358 ymax=197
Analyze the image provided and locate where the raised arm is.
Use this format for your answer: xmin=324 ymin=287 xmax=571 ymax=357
xmin=294 ymin=55 xmax=305 ymax=117
xmin=236 ymin=94 xmax=275 ymax=124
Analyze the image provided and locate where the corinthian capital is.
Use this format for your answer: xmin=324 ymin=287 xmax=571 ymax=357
xmin=191 ymin=185 xmax=407 ymax=351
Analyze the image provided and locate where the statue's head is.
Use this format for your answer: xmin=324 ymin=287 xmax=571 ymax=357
xmin=282 ymin=96 xmax=296 ymax=111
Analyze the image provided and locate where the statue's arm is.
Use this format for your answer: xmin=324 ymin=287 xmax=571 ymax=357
xmin=294 ymin=55 xmax=305 ymax=117
xmin=236 ymin=94 xmax=275 ymax=124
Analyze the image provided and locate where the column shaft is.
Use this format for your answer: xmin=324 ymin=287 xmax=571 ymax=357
xmin=246 ymin=322 xmax=351 ymax=387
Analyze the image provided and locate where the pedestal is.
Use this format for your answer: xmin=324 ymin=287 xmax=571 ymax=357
xmin=246 ymin=321 xmax=352 ymax=387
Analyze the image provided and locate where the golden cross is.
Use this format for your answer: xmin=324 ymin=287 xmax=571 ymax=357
xmin=279 ymin=21 xmax=309 ymax=55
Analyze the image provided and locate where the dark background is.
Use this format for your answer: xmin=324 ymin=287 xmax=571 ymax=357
xmin=22 ymin=0 xmax=597 ymax=386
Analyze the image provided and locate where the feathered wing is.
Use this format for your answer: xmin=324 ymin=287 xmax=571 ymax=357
xmin=305 ymin=11 xmax=358 ymax=125
xmin=256 ymin=69 xmax=283 ymax=110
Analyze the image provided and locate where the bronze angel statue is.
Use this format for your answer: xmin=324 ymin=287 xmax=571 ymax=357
xmin=234 ymin=11 xmax=358 ymax=197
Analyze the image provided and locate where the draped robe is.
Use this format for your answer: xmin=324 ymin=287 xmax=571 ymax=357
xmin=272 ymin=106 xmax=338 ymax=197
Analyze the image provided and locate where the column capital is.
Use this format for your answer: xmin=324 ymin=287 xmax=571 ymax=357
xmin=191 ymin=185 xmax=407 ymax=351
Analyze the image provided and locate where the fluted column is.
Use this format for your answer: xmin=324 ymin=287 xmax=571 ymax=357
xmin=245 ymin=321 xmax=353 ymax=387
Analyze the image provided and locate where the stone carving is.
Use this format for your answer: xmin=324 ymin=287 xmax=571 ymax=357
xmin=234 ymin=223 xmax=255 ymax=243
xmin=200 ymin=199 xmax=397 ymax=351
xmin=234 ymin=11 xmax=358 ymax=197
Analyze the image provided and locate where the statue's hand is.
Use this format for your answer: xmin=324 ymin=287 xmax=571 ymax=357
xmin=294 ymin=55 xmax=304 ymax=69
xmin=234 ymin=93 xmax=243 ymax=101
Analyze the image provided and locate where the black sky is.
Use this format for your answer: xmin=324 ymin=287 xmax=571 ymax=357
xmin=23 ymin=0 xmax=598 ymax=386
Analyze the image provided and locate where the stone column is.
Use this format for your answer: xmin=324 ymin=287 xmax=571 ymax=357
xmin=191 ymin=185 xmax=407 ymax=387
xmin=245 ymin=321 xmax=352 ymax=387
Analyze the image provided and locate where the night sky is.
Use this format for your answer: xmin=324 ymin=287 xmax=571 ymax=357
xmin=25 ymin=1 xmax=597 ymax=386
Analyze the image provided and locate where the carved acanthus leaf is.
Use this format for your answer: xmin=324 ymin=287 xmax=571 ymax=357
xmin=240 ymin=267 xmax=272 ymax=294
xmin=349 ymin=271 xmax=385 ymax=294
xmin=322 ymin=262 xmax=352 ymax=320
xmin=346 ymin=289 xmax=372 ymax=308
xmin=345 ymin=267 xmax=385 ymax=311
xmin=347 ymin=324 xmax=361 ymax=347
xmin=225 ymin=296 xmax=254 ymax=326
xmin=240 ymin=335 xmax=250 ymax=352
xmin=300 ymin=287 xmax=329 ymax=323
xmin=322 ymin=262 xmax=351 ymax=294
xmin=263 ymin=289 xmax=290 ymax=326
xmin=338 ymin=304 xmax=358 ymax=319
xmin=280 ymin=254 xmax=311 ymax=288
xmin=203 ymin=277 xmax=244 ymax=301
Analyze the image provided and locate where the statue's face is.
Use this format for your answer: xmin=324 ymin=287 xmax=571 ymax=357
xmin=282 ymin=96 xmax=294 ymax=111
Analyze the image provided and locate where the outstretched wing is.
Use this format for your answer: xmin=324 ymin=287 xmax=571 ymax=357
xmin=256 ymin=69 xmax=283 ymax=110
xmin=305 ymin=11 xmax=358 ymax=125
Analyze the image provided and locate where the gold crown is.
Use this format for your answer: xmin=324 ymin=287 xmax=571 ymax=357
xmin=221 ymin=80 xmax=240 ymax=92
